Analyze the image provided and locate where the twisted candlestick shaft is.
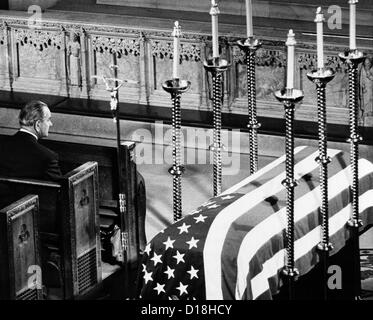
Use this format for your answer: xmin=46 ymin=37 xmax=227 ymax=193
xmin=348 ymin=65 xmax=360 ymax=225
xmin=212 ymin=72 xmax=223 ymax=196
xmin=316 ymin=84 xmax=331 ymax=246
xmin=171 ymin=93 xmax=183 ymax=221
xmin=284 ymin=104 xmax=296 ymax=272
xmin=247 ymin=51 xmax=259 ymax=174
xmin=346 ymin=61 xmax=363 ymax=300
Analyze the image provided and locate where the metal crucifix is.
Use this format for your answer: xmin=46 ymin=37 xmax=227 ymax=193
xmin=91 ymin=65 xmax=138 ymax=296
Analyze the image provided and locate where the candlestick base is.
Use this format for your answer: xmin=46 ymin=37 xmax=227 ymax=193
xmin=282 ymin=267 xmax=299 ymax=279
xmin=168 ymin=165 xmax=185 ymax=176
xmin=203 ymin=58 xmax=230 ymax=73
xmin=307 ymin=68 xmax=336 ymax=85
xmin=317 ymin=242 xmax=334 ymax=252
xmin=347 ymin=218 xmax=363 ymax=228
xmin=281 ymin=178 xmax=298 ymax=188
xmin=274 ymin=89 xmax=304 ymax=105
xmin=237 ymin=37 xmax=262 ymax=51
xmin=247 ymin=120 xmax=261 ymax=130
xmin=162 ymin=79 xmax=191 ymax=94
xmin=209 ymin=142 xmax=226 ymax=152
xmin=315 ymin=155 xmax=332 ymax=165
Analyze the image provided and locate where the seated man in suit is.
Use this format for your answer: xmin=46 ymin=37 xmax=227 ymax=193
xmin=0 ymin=100 xmax=62 ymax=181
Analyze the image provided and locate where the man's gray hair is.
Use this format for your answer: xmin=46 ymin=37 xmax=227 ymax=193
xmin=19 ymin=100 xmax=48 ymax=127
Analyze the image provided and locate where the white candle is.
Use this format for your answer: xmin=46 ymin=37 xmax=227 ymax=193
xmin=246 ymin=0 xmax=253 ymax=38
xmin=349 ymin=0 xmax=358 ymax=50
xmin=172 ymin=21 xmax=181 ymax=79
xmin=315 ymin=7 xmax=324 ymax=70
xmin=210 ymin=0 xmax=220 ymax=58
xmin=286 ymin=29 xmax=296 ymax=90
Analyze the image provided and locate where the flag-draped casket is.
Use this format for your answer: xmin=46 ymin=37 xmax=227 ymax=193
xmin=138 ymin=146 xmax=373 ymax=300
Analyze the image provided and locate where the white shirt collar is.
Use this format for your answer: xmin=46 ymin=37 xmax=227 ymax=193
xmin=19 ymin=128 xmax=38 ymax=140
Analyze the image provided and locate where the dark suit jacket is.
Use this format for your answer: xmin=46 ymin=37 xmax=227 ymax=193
xmin=0 ymin=131 xmax=62 ymax=181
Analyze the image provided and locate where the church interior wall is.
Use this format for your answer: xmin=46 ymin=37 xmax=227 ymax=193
xmin=0 ymin=1 xmax=372 ymax=154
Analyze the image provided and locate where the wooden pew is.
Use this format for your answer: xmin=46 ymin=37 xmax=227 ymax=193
xmin=0 ymin=162 xmax=102 ymax=300
xmin=39 ymin=139 xmax=147 ymax=272
xmin=0 ymin=133 xmax=146 ymax=296
xmin=0 ymin=194 xmax=43 ymax=300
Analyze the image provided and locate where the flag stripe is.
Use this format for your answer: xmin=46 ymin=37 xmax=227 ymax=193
xmin=222 ymin=146 xmax=307 ymax=195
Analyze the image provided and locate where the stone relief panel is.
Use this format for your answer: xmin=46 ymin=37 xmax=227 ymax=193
xmin=153 ymin=58 xmax=200 ymax=94
xmin=298 ymin=53 xmax=349 ymax=110
xmin=0 ymin=45 xmax=6 ymax=75
xmin=94 ymin=51 xmax=115 ymax=89
xmin=116 ymin=55 xmax=139 ymax=83
xmin=95 ymin=52 xmax=114 ymax=78
xmin=14 ymin=28 xmax=63 ymax=81
xmin=92 ymin=35 xmax=141 ymax=92
xmin=151 ymin=40 xmax=201 ymax=94
xmin=233 ymin=45 xmax=286 ymax=101
xmin=300 ymin=69 xmax=349 ymax=110
xmin=17 ymin=44 xmax=63 ymax=80
xmin=235 ymin=64 xmax=285 ymax=100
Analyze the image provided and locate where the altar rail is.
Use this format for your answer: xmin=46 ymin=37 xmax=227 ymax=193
xmin=0 ymin=9 xmax=372 ymax=127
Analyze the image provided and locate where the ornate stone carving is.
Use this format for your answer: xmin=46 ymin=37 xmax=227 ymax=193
xmin=233 ymin=45 xmax=286 ymax=67
xmin=139 ymin=31 xmax=146 ymax=43
xmin=180 ymin=43 xmax=201 ymax=62
xmin=325 ymin=55 xmax=348 ymax=73
xmin=151 ymin=40 xmax=172 ymax=59
xmin=298 ymin=52 xmax=347 ymax=72
xmin=14 ymin=28 xmax=63 ymax=51
xmin=91 ymin=35 xmax=140 ymax=57
xmin=0 ymin=21 xmax=7 ymax=45
xmin=151 ymin=40 xmax=201 ymax=61
xmin=298 ymin=53 xmax=317 ymax=70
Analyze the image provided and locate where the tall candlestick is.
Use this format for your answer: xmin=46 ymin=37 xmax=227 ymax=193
xmin=349 ymin=0 xmax=358 ymax=50
xmin=246 ymin=0 xmax=253 ymax=38
xmin=210 ymin=0 xmax=220 ymax=58
xmin=286 ymin=29 xmax=296 ymax=90
xmin=172 ymin=21 xmax=181 ymax=79
xmin=315 ymin=7 xmax=325 ymax=70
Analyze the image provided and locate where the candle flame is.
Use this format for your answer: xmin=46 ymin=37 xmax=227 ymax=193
xmin=172 ymin=21 xmax=182 ymax=37
xmin=315 ymin=7 xmax=325 ymax=22
xmin=210 ymin=0 xmax=220 ymax=15
xmin=286 ymin=29 xmax=296 ymax=46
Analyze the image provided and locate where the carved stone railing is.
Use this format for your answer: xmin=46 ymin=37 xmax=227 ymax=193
xmin=0 ymin=11 xmax=372 ymax=126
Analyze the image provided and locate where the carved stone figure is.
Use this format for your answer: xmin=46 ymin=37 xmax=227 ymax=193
xmin=359 ymin=55 xmax=373 ymax=117
xmin=67 ymin=31 xmax=81 ymax=86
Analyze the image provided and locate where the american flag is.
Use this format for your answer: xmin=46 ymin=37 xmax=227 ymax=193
xmin=138 ymin=146 xmax=373 ymax=300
